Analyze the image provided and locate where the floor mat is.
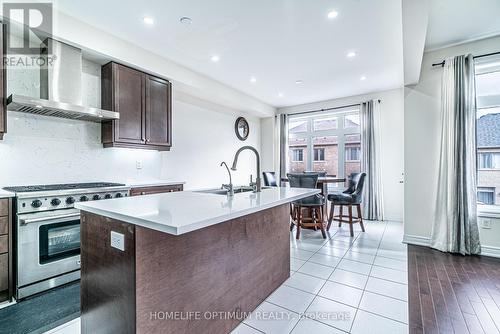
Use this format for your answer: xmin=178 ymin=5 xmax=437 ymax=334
xmin=0 ymin=282 xmax=80 ymax=334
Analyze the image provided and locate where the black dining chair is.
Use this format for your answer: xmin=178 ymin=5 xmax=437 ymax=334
xmin=327 ymin=172 xmax=367 ymax=237
xmin=288 ymin=173 xmax=326 ymax=239
xmin=262 ymin=172 xmax=278 ymax=187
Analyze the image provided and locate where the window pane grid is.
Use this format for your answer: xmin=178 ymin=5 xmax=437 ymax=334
xmin=475 ymin=56 xmax=500 ymax=206
xmin=287 ymin=108 xmax=361 ymax=180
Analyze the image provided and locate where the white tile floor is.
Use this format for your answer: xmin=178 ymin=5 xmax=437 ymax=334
xmin=44 ymin=220 xmax=408 ymax=334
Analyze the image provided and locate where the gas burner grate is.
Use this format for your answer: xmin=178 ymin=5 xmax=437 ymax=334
xmin=3 ymin=182 xmax=126 ymax=193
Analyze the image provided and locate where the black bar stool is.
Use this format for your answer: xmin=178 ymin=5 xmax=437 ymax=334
xmin=327 ymin=172 xmax=367 ymax=237
xmin=288 ymin=173 xmax=326 ymax=239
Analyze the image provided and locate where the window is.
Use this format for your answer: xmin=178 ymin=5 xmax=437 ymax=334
xmin=314 ymin=148 xmax=325 ymax=161
xmin=289 ymin=119 xmax=308 ymax=134
xmin=292 ymin=149 xmax=303 ymax=162
xmin=345 ymin=147 xmax=361 ymax=161
xmin=475 ymin=55 xmax=500 ymax=206
xmin=478 ymin=152 xmax=500 ymax=169
xmin=313 ymin=117 xmax=338 ymax=131
xmin=344 ymin=114 xmax=360 ymax=128
xmin=477 ymin=188 xmax=495 ymax=205
xmin=287 ymin=108 xmax=360 ymax=189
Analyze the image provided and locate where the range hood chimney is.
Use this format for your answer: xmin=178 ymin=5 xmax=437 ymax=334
xmin=7 ymin=38 xmax=119 ymax=122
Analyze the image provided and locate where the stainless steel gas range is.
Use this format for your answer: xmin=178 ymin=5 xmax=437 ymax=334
xmin=2 ymin=182 xmax=130 ymax=299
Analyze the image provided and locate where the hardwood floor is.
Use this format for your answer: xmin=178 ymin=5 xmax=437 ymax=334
xmin=409 ymin=245 xmax=500 ymax=334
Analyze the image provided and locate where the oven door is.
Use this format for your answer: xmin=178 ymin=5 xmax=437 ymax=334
xmin=17 ymin=209 xmax=81 ymax=287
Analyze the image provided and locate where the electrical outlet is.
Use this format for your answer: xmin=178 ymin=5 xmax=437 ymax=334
xmin=481 ymin=219 xmax=492 ymax=229
xmin=136 ymin=160 xmax=143 ymax=169
xmin=110 ymin=231 xmax=125 ymax=251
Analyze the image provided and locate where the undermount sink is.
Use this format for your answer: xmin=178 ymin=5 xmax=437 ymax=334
xmin=196 ymin=186 xmax=270 ymax=195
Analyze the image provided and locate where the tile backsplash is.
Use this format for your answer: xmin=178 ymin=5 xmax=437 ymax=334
xmin=0 ymin=112 xmax=162 ymax=186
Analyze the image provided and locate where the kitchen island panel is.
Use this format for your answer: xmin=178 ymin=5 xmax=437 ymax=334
xmin=135 ymin=203 xmax=290 ymax=334
xmin=80 ymin=203 xmax=290 ymax=334
xmin=80 ymin=213 xmax=136 ymax=334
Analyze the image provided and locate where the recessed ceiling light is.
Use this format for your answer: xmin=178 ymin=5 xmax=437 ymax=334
xmin=179 ymin=16 xmax=192 ymax=25
xmin=210 ymin=55 xmax=220 ymax=62
xmin=143 ymin=16 xmax=154 ymax=25
xmin=347 ymin=51 xmax=356 ymax=58
xmin=360 ymin=76 xmax=367 ymax=81
xmin=295 ymin=80 xmax=303 ymax=84
xmin=250 ymin=76 xmax=257 ymax=83
xmin=327 ymin=10 xmax=338 ymax=19
xmin=278 ymin=92 xmax=284 ymax=98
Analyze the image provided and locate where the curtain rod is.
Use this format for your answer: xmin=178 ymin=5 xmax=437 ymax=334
xmin=285 ymin=99 xmax=381 ymax=117
xmin=432 ymin=51 xmax=500 ymax=67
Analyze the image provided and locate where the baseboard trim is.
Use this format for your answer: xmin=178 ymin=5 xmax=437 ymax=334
xmin=403 ymin=234 xmax=500 ymax=259
xmin=403 ymin=234 xmax=431 ymax=247
xmin=481 ymin=245 xmax=500 ymax=258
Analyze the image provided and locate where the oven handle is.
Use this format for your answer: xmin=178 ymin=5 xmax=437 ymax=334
xmin=19 ymin=213 xmax=81 ymax=226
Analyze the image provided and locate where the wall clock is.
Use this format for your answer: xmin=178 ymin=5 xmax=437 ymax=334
xmin=235 ymin=117 xmax=249 ymax=141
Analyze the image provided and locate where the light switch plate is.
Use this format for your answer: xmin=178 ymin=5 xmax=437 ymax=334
xmin=110 ymin=231 xmax=125 ymax=251
xmin=136 ymin=160 xmax=143 ymax=169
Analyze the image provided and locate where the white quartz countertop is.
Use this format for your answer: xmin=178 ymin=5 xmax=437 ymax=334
xmin=0 ymin=189 xmax=15 ymax=198
xmin=76 ymin=187 xmax=319 ymax=235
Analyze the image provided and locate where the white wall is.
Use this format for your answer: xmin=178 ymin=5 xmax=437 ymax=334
xmin=277 ymin=88 xmax=405 ymax=221
xmin=160 ymin=91 xmax=261 ymax=190
xmin=260 ymin=117 xmax=276 ymax=173
xmin=404 ymin=35 xmax=500 ymax=254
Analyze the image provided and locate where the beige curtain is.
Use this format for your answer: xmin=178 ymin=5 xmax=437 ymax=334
xmin=278 ymin=114 xmax=288 ymax=186
xmin=360 ymin=100 xmax=384 ymax=220
xmin=431 ymin=54 xmax=481 ymax=255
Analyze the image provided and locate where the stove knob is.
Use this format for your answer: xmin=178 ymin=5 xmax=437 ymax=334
xmin=115 ymin=193 xmax=123 ymax=198
xmin=80 ymin=195 xmax=88 ymax=202
xmin=50 ymin=198 xmax=61 ymax=206
xmin=31 ymin=199 xmax=43 ymax=208
xmin=66 ymin=197 xmax=75 ymax=205
xmin=104 ymin=194 xmax=112 ymax=199
xmin=92 ymin=194 xmax=101 ymax=201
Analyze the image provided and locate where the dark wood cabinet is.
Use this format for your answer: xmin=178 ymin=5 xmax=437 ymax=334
xmin=130 ymin=184 xmax=183 ymax=196
xmin=101 ymin=62 xmax=172 ymax=151
xmin=0 ymin=198 xmax=12 ymax=303
xmin=1 ymin=23 xmax=6 ymax=140
xmin=145 ymin=75 xmax=172 ymax=147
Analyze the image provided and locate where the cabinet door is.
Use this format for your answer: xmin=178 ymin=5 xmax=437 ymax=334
xmin=145 ymin=75 xmax=171 ymax=147
xmin=114 ymin=64 xmax=145 ymax=144
xmin=0 ymin=253 xmax=7 ymax=292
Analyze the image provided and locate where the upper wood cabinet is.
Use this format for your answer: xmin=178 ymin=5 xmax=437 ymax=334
xmin=145 ymin=75 xmax=172 ymax=147
xmin=101 ymin=62 xmax=172 ymax=151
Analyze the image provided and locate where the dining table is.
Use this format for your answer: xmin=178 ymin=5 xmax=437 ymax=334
xmin=280 ymin=176 xmax=346 ymax=220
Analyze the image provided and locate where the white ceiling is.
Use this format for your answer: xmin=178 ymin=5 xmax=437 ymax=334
xmin=426 ymin=0 xmax=500 ymax=51
xmin=54 ymin=0 xmax=404 ymax=108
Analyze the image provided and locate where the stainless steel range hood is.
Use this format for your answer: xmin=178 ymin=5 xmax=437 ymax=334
xmin=6 ymin=94 xmax=119 ymax=122
xmin=7 ymin=39 xmax=119 ymax=122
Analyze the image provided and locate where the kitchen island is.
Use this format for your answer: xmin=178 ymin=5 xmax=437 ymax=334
xmin=75 ymin=187 xmax=319 ymax=334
